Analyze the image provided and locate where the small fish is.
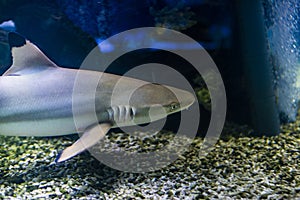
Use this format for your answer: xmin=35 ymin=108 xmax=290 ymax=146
xmin=0 ymin=37 xmax=195 ymax=162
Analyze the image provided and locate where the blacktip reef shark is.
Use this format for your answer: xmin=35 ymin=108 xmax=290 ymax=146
xmin=0 ymin=38 xmax=195 ymax=163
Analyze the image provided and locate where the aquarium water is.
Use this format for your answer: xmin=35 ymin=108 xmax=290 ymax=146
xmin=263 ymin=0 xmax=300 ymax=122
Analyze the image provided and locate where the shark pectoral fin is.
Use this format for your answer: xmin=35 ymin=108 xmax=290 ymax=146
xmin=55 ymin=123 xmax=111 ymax=163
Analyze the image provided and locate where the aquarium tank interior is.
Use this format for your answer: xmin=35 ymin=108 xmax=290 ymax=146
xmin=0 ymin=0 xmax=299 ymax=199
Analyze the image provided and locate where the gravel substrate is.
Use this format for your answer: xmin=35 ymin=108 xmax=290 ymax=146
xmin=0 ymin=121 xmax=299 ymax=199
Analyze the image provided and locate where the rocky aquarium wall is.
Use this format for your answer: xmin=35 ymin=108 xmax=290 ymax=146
xmin=263 ymin=0 xmax=300 ymax=122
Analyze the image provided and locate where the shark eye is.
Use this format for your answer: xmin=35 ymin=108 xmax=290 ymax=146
xmin=169 ymin=102 xmax=179 ymax=111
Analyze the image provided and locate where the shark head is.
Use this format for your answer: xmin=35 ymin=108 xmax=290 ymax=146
xmin=127 ymin=83 xmax=195 ymax=125
xmin=99 ymin=74 xmax=196 ymax=127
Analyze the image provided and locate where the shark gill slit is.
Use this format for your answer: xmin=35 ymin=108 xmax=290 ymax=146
xmin=107 ymin=105 xmax=135 ymax=123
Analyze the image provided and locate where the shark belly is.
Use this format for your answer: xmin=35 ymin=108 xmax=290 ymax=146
xmin=0 ymin=118 xmax=77 ymax=136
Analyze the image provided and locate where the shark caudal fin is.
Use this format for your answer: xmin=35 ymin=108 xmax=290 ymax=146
xmin=4 ymin=34 xmax=59 ymax=76
xmin=55 ymin=123 xmax=111 ymax=163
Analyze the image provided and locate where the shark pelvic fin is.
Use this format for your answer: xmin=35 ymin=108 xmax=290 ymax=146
xmin=4 ymin=40 xmax=59 ymax=76
xmin=55 ymin=123 xmax=111 ymax=163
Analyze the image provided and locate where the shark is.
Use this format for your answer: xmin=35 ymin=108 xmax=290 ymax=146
xmin=0 ymin=38 xmax=195 ymax=163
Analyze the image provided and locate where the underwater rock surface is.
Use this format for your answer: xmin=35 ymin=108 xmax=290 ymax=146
xmin=263 ymin=0 xmax=300 ymax=122
xmin=0 ymin=121 xmax=299 ymax=199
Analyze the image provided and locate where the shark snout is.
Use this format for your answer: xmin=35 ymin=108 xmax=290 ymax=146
xmin=128 ymin=83 xmax=195 ymax=111
xmin=167 ymin=86 xmax=195 ymax=111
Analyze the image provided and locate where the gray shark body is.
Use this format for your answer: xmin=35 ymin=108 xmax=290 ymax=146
xmin=0 ymin=40 xmax=195 ymax=162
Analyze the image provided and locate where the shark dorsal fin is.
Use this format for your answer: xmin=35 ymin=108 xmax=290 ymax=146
xmin=4 ymin=40 xmax=59 ymax=76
